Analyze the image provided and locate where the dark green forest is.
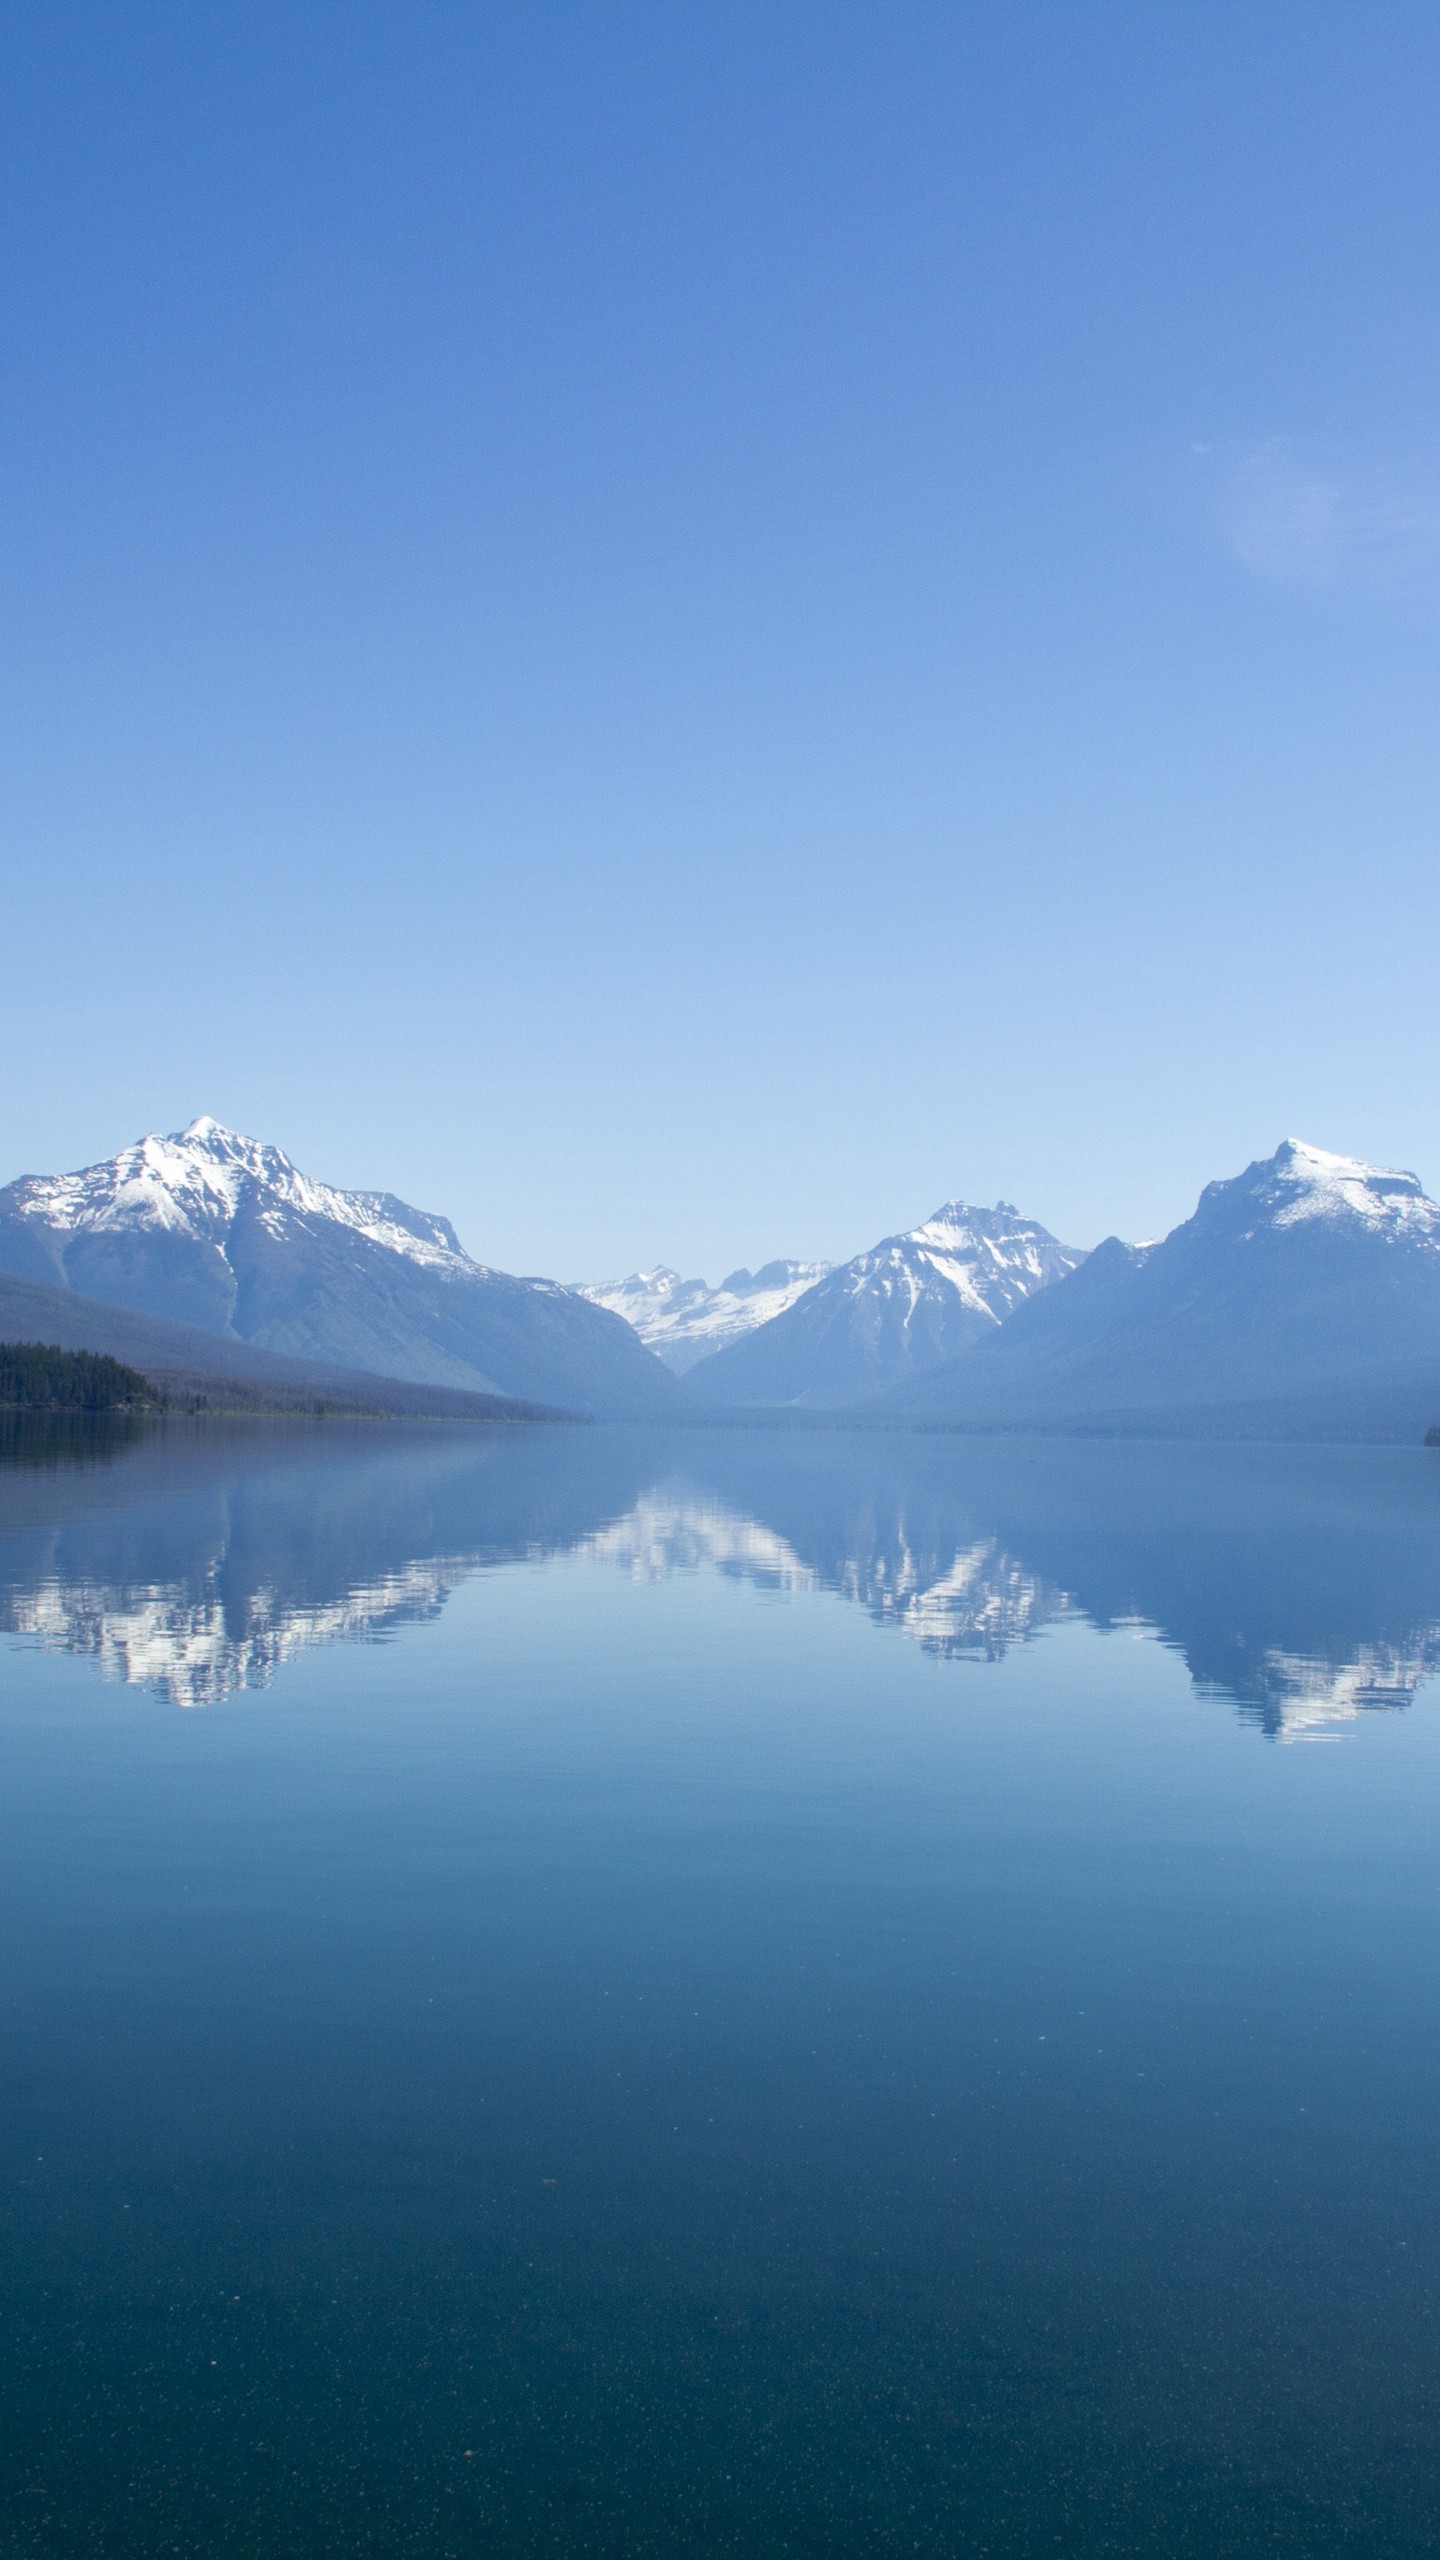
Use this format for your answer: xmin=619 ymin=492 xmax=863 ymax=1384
xmin=0 ymin=1342 xmax=157 ymax=1411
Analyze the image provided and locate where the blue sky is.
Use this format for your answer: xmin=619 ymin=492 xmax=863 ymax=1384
xmin=4 ymin=3 xmax=1439 ymax=1278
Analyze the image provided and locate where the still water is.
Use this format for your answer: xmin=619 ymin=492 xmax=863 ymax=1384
xmin=1 ymin=1417 xmax=1439 ymax=2556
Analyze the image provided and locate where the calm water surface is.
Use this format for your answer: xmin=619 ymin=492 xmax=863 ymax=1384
xmin=1 ymin=1418 xmax=1439 ymax=2556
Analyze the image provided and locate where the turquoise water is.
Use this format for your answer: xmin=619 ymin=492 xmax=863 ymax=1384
xmin=1 ymin=1419 xmax=1439 ymax=2555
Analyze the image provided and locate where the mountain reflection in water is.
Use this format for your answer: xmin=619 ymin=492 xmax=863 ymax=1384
xmin=1 ymin=1418 xmax=1439 ymax=1737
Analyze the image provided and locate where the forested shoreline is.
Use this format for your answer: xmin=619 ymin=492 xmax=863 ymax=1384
xmin=0 ymin=1342 xmax=157 ymax=1412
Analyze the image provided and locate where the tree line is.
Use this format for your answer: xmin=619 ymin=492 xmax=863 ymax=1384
xmin=0 ymin=1341 xmax=157 ymax=1411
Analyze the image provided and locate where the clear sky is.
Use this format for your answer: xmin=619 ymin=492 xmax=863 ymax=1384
xmin=4 ymin=2 xmax=1439 ymax=1280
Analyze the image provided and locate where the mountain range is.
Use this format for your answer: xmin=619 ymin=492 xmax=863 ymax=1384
xmin=577 ymin=1261 xmax=833 ymax=1373
xmin=681 ymin=1201 xmax=1086 ymax=1407
xmin=0 ymin=1119 xmax=677 ymax=1419
xmin=3 ymin=1122 xmax=1440 ymax=1440
xmin=868 ymin=1140 xmax=1440 ymax=1437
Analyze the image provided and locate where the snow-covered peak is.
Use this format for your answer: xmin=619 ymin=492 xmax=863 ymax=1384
xmin=576 ymin=1258 xmax=833 ymax=1373
xmin=914 ymin=1198 xmax=1022 ymax=1232
xmin=908 ymin=1198 xmax=1061 ymax=1258
xmin=681 ymin=1195 xmax=1088 ymax=1406
xmin=592 ymin=1266 xmax=689 ymax=1308
xmin=1206 ymin=1138 xmax=1440 ymax=1244
xmin=7 ymin=1120 xmax=470 ymax=1272
xmin=839 ymin=1199 xmax=1085 ymax=1324
xmin=177 ymin=1114 xmax=254 ymax=1148
xmin=1267 ymin=1137 xmax=1434 ymax=1228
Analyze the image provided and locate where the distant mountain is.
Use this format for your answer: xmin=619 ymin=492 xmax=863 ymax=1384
xmin=683 ymin=1201 xmax=1086 ymax=1408
xmin=871 ymin=1140 xmax=1440 ymax=1435
xmin=576 ymin=1260 xmax=832 ymax=1374
xmin=0 ymin=1119 xmax=678 ymax=1418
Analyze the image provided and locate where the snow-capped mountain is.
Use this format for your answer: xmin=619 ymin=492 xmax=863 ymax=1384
xmin=0 ymin=1118 xmax=678 ymax=1418
xmin=875 ymin=1139 xmax=1440 ymax=1431
xmin=683 ymin=1201 xmax=1086 ymax=1408
xmin=1245 ymin=1139 xmax=1440 ymax=1240
xmin=576 ymin=1260 xmax=832 ymax=1374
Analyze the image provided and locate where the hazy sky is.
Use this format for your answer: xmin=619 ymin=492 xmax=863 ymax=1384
xmin=5 ymin=3 xmax=1439 ymax=1278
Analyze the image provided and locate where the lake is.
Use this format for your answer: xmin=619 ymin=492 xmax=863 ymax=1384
xmin=1 ymin=1416 xmax=1438 ymax=2556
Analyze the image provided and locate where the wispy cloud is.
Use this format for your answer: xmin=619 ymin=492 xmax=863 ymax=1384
xmin=1210 ymin=441 xmax=1440 ymax=596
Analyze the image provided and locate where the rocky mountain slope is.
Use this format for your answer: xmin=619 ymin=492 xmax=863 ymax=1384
xmin=0 ymin=1268 xmax=558 ymax=1419
xmin=577 ymin=1260 xmax=832 ymax=1373
xmin=683 ymin=1201 xmax=1085 ymax=1407
xmin=0 ymin=1119 xmax=678 ymax=1418
xmin=871 ymin=1140 xmax=1440 ymax=1433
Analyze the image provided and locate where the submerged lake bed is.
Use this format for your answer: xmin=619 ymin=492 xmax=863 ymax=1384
xmin=1 ymin=1421 xmax=1438 ymax=2555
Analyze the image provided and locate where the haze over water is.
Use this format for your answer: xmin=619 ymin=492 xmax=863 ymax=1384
xmin=2 ymin=1418 xmax=1439 ymax=2554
